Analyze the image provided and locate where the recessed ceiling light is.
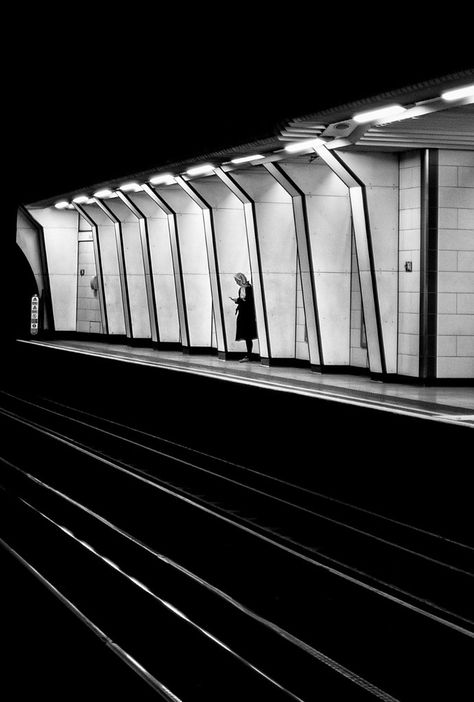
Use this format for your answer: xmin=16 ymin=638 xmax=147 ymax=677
xmin=149 ymin=174 xmax=175 ymax=185
xmin=186 ymin=164 xmax=214 ymax=176
xmin=119 ymin=182 xmax=141 ymax=192
xmin=353 ymin=105 xmax=406 ymax=124
xmin=231 ymin=154 xmax=263 ymax=164
xmin=441 ymin=84 xmax=474 ymax=101
xmin=285 ymin=138 xmax=321 ymax=153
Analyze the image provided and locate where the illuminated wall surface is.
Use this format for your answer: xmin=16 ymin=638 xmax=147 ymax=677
xmin=81 ymin=202 xmax=126 ymax=335
xmin=17 ymin=148 xmax=474 ymax=379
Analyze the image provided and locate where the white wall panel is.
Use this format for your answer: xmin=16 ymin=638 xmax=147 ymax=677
xmin=152 ymin=274 xmax=180 ymax=342
xmin=342 ymin=153 xmax=400 ymax=374
xmin=234 ymin=171 xmax=293 ymax=205
xmin=29 ymin=207 xmax=78 ymax=331
xmin=343 ymin=152 xmax=399 ymax=187
xmin=106 ymin=199 xmax=151 ymax=339
xmin=264 ymin=273 xmax=297 ymax=357
xmin=256 ymin=203 xmax=296 ymax=272
xmin=306 ymin=196 xmax=352 ymax=272
xmin=192 ymin=180 xmax=256 ymax=353
xmin=157 ymin=187 xmax=213 ymax=347
xmin=283 ymin=162 xmax=348 ymax=197
xmin=229 ymin=169 xmax=300 ymax=359
xmin=129 ymin=192 xmax=180 ymax=344
xmin=315 ymin=272 xmax=351 ymax=364
xmin=83 ymin=204 xmax=125 ymax=335
xmin=437 ymin=151 xmax=474 ymax=379
xmin=280 ymin=161 xmax=352 ymax=367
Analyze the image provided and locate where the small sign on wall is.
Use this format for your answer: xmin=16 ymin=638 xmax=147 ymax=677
xmin=30 ymin=294 xmax=39 ymax=336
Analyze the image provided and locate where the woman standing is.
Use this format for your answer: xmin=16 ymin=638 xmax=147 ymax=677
xmin=230 ymin=272 xmax=258 ymax=362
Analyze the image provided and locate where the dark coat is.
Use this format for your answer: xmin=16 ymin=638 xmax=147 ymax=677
xmin=235 ymin=285 xmax=258 ymax=341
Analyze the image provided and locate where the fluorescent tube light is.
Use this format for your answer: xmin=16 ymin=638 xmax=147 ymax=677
xmin=54 ymin=201 xmax=69 ymax=209
xmin=119 ymin=182 xmax=141 ymax=192
xmin=441 ymin=84 xmax=474 ymax=101
xmin=72 ymin=195 xmax=89 ymax=204
xmin=231 ymin=154 xmax=263 ymax=164
xmin=149 ymin=174 xmax=175 ymax=185
xmin=285 ymin=138 xmax=321 ymax=153
xmin=353 ymin=105 xmax=406 ymax=124
xmin=93 ymin=189 xmax=113 ymax=198
xmin=186 ymin=164 xmax=214 ymax=176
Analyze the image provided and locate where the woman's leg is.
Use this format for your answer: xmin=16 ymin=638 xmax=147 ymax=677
xmin=245 ymin=339 xmax=253 ymax=357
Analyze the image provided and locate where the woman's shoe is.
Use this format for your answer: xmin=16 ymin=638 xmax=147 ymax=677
xmin=239 ymin=356 xmax=250 ymax=362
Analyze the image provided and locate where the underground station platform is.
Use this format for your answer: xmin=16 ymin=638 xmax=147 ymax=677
xmin=20 ymin=338 xmax=474 ymax=429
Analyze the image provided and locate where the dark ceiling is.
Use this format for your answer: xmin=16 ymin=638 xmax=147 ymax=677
xmin=6 ymin=12 xmax=473 ymax=204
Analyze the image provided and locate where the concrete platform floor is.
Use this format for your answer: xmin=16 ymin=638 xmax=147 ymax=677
xmin=21 ymin=339 xmax=474 ymax=429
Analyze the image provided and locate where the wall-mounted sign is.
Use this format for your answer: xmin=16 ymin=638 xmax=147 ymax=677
xmin=30 ymin=295 xmax=39 ymax=335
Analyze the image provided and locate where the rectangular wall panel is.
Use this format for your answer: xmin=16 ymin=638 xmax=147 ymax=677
xmin=84 ymin=203 xmax=126 ymax=335
xmin=106 ymin=199 xmax=151 ymax=339
xmin=192 ymin=178 xmax=260 ymax=354
xmin=343 ymin=152 xmax=399 ymax=374
xmin=232 ymin=170 xmax=298 ymax=359
xmin=437 ymin=149 xmax=474 ymax=378
xmin=28 ymin=207 xmax=78 ymax=331
xmin=297 ymin=161 xmax=351 ymax=365
xmin=398 ymin=152 xmax=422 ymax=377
xmin=158 ymin=187 xmax=213 ymax=347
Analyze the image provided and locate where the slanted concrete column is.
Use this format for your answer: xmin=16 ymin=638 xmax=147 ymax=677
xmin=127 ymin=187 xmax=181 ymax=345
xmin=151 ymin=184 xmax=213 ymax=350
xmin=175 ymin=176 xmax=227 ymax=355
xmin=186 ymin=174 xmax=260 ymax=358
xmin=313 ymin=144 xmax=394 ymax=375
xmin=215 ymin=167 xmax=302 ymax=363
xmin=115 ymin=192 xmax=159 ymax=343
xmin=213 ymin=169 xmax=270 ymax=361
xmin=73 ymin=204 xmax=109 ymax=335
xmin=262 ymin=163 xmax=323 ymax=368
xmin=102 ymin=196 xmax=153 ymax=341
xmin=93 ymin=198 xmax=132 ymax=338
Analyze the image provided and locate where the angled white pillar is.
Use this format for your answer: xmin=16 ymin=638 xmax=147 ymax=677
xmin=262 ymin=163 xmax=322 ymax=368
xmin=79 ymin=201 xmax=127 ymax=336
xmin=340 ymin=151 xmax=399 ymax=375
xmin=313 ymin=144 xmax=388 ymax=375
xmin=150 ymin=184 xmax=213 ymax=349
xmin=73 ymin=204 xmax=109 ymax=335
xmin=175 ymin=176 xmax=228 ymax=355
xmin=126 ymin=188 xmax=181 ymax=345
xmin=17 ymin=206 xmax=54 ymax=331
xmin=185 ymin=175 xmax=260 ymax=358
xmin=93 ymin=198 xmax=132 ymax=338
xmin=213 ymin=168 xmax=270 ymax=360
xmin=115 ymin=192 xmax=159 ymax=343
xmin=215 ymin=167 xmax=300 ymax=362
xmin=26 ymin=206 xmax=78 ymax=332
xmin=267 ymin=160 xmax=355 ymax=368
xmin=100 ymin=196 xmax=152 ymax=340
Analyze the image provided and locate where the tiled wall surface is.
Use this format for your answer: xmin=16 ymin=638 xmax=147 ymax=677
xmin=398 ymin=152 xmax=421 ymax=377
xmin=437 ymin=150 xmax=474 ymax=378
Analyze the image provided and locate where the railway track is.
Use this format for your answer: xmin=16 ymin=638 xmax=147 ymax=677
xmin=1 ymin=389 xmax=473 ymax=700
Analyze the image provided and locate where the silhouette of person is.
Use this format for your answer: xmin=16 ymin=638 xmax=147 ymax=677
xmin=230 ymin=273 xmax=258 ymax=362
